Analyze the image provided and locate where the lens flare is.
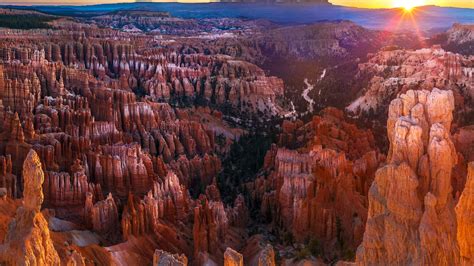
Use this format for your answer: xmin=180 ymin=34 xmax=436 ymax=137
xmin=393 ymin=0 xmax=425 ymax=11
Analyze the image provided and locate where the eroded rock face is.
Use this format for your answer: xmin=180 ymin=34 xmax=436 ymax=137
xmin=121 ymin=171 xmax=189 ymax=241
xmin=224 ymin=247 xmax=243 ymax=266
xmin=447 ymin=24 xmax=474 ymax=45
xmin=257 ymin=245 xmax=276 ymax=266
xmin=0 ymin=27 xmax=276 ymax=231
xmin=22 ymin=150 xmax=45 ymax=211
xmin=0 ymin=150 xmax=60 ymax=265
xmin=356 ymin=89 xmax=461 ymax=265
xmin=44 ymin=166 xmax=103 ymax=207
xmin=153 ymin=249 xmax=188 ymax=266
xmin=456 ymin=162 xmax=474 ymax=264
xmin=88 ymin=193 xmax=119 ymax=235
xmin=0 ymin=154 xmax=16 ymax=198
xmin=346 ymin=46 xmax=473 ymax=123
xmin=0 ymin=33 xmax=247 ymax=256
xmin=249 ymin=108 xmax=383 ymax=255
xmin=193 ymin=194 xmax=228 ymax=263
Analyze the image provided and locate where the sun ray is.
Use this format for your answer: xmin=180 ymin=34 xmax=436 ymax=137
xmin=392 ymin=0 xmax=426 ymax=11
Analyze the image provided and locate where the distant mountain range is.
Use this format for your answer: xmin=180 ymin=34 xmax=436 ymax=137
xmin=0 ymin=2 xmax=472 ymax=31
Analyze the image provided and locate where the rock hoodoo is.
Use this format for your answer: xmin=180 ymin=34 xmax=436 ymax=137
xmin=356 ymin=89 xmax=462 ymax=265
xmin=0 ymin=150 xmax=60 ymax=265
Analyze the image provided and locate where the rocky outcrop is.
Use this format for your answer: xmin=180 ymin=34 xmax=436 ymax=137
xmin=346 ymin=47 xmax=473 ymax=123
xmin=43 ymin=165 xmax=102 ymax=207
xmin=87 ymin=144 xmax=153 ymax=197
xmin=447 ymin=24 xmax=474 ymax=45
xmin=456 ymin=162 xmax=474 ymax=264
xmin=121 ymin=171 xmax=189 ymax=241
xmin=356 ymin=89 xmax=461 ymax=265
xmin=0 ymin=150 xmax=60 ymax=265
xmin=85 ymin=193 xmax=119 ymax=235
xmin=193 ymin=195 xmax=228 ymax=263
xmin=0 ymin=155 xmax=16 ymax=197
xmin=249 ymin=108 xmax=383 ymax=256
xmin=121 ymin=193 xmax=152 ymax=241
xmin=153 ymin=249 xmax=188 ymax=266
xmin=224 ymin=247 xmax=243 ymax=266
xmin=2 ymin=38 xmax=285 ymax=116
xmin=226 ymin=195 xmax=249 ymax=228
xmin=0 ymin=112 xmax=32 ymax=180
xmin=441 ymin=23 xmax=474 ymax=55
xmin=257 ymin=245 xmax=276 ymax=266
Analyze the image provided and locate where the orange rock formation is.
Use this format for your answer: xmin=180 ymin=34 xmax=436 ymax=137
xmin=356 ymin=89 xmax=473 ymax=265
xmin=0 ymin=150 xmax=61 ymax=265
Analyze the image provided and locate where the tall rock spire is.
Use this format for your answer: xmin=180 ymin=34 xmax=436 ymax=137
xmin=22 ymin=150 xmax=44 ymax=211
xmin=356 ymin=89 xmax=460 ymax=265
xmin=0 ymin=150 xmax=60 ymax=265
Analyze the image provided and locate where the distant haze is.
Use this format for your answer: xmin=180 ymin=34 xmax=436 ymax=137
xmin=332 ymin=0 xmax=474 ymax=9
xmin=1 ymin=0 xmax=473 ymax=8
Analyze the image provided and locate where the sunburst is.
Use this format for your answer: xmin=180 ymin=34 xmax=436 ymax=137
xmin=392 ymin=0 xmax=425 ymax=11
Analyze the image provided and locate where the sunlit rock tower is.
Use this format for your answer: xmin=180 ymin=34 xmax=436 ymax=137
xmin=356 ymin=89 xmax=462 ymax=265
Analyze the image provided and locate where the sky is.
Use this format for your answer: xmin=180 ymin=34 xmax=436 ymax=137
xmin=1 ymin=0 xmax=473 ymax=8
xmin=332 ymin=0 xmax=474 ymax=9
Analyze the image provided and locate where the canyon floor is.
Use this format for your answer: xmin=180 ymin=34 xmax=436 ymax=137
xmin=0 ymin=5 xmax=472 ymax=266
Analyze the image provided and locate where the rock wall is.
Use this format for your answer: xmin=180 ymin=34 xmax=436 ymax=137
xmin=456 ymin=162 xmax=474 ymax=264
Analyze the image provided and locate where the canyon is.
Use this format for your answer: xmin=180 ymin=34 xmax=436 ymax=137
xmin=0 ymin=5 xmax=472 ymax=266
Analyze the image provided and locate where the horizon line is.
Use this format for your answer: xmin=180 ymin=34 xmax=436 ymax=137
xmin=1 ymin=1 xmax=473 ymax=10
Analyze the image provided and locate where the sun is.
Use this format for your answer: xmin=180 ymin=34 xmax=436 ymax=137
xmin=393 ymin=0 xmax=425 ymax=11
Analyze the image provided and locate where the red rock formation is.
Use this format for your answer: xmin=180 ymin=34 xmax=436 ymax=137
xmin=121 ymin=171 xmax=189 ymax=241
xmin=0 ymin=18 xmax=290 ymax=265
xmin=257 ymin=245 xmax=276 ymax=266
xmin=121 ymin=193 xmax=150 ymax=241
xmin=250 ymin=108 xmax=383 ymax=254
xmin=192 ymin=195 xmax=228 ymax=263
xmin=224 ymin=247 xmax=243 ymax=266
xmin=84 ymin=192 xmax=94 ymax=229
xmin=1 ymin=112 xmax=31 ymax=179
xmin=153 ymin=249 xmax=188 ymax=266
xmin=87 ymin=193 xmax=119 ymax=235
xmin=226 ymin=195 xmax=249 ymax=228
xmin=43 ymin=161 xmax=102 ymax=207
xmin=88 ymin=144 xmax=153 ymax=197
xmin=0 ymin=155 xmax=16 ymax=197
xmin=0 ymin=150 xmax=60 ymax=265
xmin=347 ymin=46 xmax=473 ymax=121
xmin=1 ymin=68 xmax=41 ymax=117
xmin=356 ymin=89 xmax=460 ymax=265
xmin=456 ymin=162 xmax=474 ymax=264
xmin=446 ymin=23 xmax=474 ymax=46
xmin=168 ymin=153 xmax=221 ymax=189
